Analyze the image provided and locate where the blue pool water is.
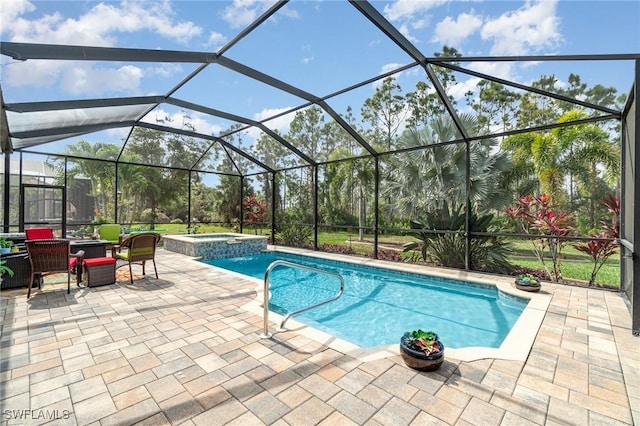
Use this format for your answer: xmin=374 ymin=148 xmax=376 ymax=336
xmin=205 ymin=252 xmax=527 ymax=349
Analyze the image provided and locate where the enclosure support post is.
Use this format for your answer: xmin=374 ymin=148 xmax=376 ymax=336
xmin=62 ymin=158 xmax=67 ymax=237
xmin=18 ymin=153 xmax=23 ymax=231
xmin=2 ymin=153 xmax=9 ymax=232
xmin=373 ymin=156 xmax=380 ymax=259
xmin=187 ymin=170 xmax=192 ymax=232
xmin=114 ymin=163 xmax=119 ymax=224
xmin=464 ymin=139 xmax=471 ymax=271
xmin=271 ymin=172 xmax=277 ymax=244
xmin=239 ymin=175 xmax=244 ymax=233
xmin=631 ymin=60 xmax=640 ymax=335
xmin=313 ymin=166 xmax=318 ymax=251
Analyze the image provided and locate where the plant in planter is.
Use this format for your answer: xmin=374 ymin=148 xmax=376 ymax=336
xmin=0 ymin=259 xmax=14 ymax=285
xmin=399 ymin=329 xmax=445 ymax=371
xmin=514 ymin=273 xmax=541 ymax=291
xmin=0 ymin=238 xmax=13 ymax=254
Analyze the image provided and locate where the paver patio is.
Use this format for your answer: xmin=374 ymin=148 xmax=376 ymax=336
xmin=1 ymin=248 xmax=638 ymax=425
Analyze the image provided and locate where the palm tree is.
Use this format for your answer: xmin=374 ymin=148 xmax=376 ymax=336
xmin=503 ymin=110 xmax=619 ymax=225
xmin=382 ymin=114 xmax=512 ymax=220
xmin=54 ymin=140 xmax=119 ymax=219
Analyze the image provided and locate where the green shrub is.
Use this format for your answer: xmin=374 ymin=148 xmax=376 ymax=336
xmin=275 ymin=225 xmax=313 ymax=248
xmin=403 ymin=205 xmax=513 ymax=274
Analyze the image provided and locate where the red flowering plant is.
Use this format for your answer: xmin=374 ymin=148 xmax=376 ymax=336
xmin=242 ymin=195 xmax=267 ymax=234
xmin=573 ymin=195 xmax=619 ymax=286
xmin=505 ymin=194 xmax=574 ymax=282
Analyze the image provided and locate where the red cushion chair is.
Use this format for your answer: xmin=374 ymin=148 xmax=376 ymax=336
xmin=25 ymin=239 xmax=84 ymax=298
xmin=25 ymin=227 xmax=54 ymax=240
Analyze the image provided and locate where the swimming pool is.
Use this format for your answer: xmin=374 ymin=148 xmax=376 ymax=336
xmin=205 ymin=251 xmax=528 ymax=350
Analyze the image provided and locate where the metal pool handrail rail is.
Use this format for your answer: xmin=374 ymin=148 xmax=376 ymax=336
xmin=261 ymin=260 xmax=345 ymax=338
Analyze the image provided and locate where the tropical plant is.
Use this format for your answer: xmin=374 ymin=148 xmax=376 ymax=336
xmin=502 ymin=110 xmax=619 ymax=218
xmin=505 ymin=194 xmax=574 ymax=282
xmin=402 ymin=205 xmax=513 ymax=274
xmin=401 ymin=330 xmax=442 ymax=356
xmin=0 ymin=259 xmax=14 ymax=281
xmin=275 ymin=225 xmax=313 ymax=248
xmin=0 ymin=238 xmax=12 ymax=248
xmin=573 ymin=195 xmax=620 ymax=286
xmin=243 ymin=195 xmax=267 ymax=234
xmin=383 ymin=113 xmax=513 ymax=220
xmin=516 ymin=273 xmax=540 ymax=285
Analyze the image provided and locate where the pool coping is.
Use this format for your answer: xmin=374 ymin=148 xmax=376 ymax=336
xmin=209 ymin=246 xmax=552 ymax=363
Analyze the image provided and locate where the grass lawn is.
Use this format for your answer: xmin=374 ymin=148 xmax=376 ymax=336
xmin=158 ymin=225 xmax=620 ymax=288
xmin=506 ymin=238 xmax=620 ymax=288
xmin=317 ymin=232 xmax=621 ymax=288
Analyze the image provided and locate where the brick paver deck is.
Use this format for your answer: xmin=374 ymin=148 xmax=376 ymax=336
xmin=1 ymin=248 xmax=638 ymax=425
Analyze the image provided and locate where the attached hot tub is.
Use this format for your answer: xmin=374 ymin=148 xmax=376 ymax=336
xmin=163 ymin=233 xmax=268 ymax=259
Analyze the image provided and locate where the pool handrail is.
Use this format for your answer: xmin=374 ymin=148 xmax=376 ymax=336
xmin=261 ymin=260 xmax=345 ymax=338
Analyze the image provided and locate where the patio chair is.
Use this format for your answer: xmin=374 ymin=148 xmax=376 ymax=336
xmin=113 ymin=232 xmax=161 ymax=284
xmin=25 ymin=227 xmax=54 ymax=240
xmin=97 ymin=224 xmax=122 ymax=245
xmin=98 ymin=223 xmax=122 ymax=255
xmin=25 ymin=239 xmax=84 ymax=298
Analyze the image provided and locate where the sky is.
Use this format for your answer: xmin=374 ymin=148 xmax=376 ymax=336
xmin=1 ymin=0 xmax=639 ymax=162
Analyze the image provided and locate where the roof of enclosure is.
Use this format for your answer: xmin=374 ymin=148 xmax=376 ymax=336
xmin=1 ymin=1 xmax=639 ymax=177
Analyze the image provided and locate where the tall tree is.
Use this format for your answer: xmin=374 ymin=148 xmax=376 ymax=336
xmin=516 ymin=75 xmax=563 ymax=128
xmin=465 ymin=80 xmax=520 ymax=134
xmin=361 ymin=77 xmax=407 ymax=151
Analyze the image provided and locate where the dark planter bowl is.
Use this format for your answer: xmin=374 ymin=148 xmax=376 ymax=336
xmin=515 ymin=277 xmax=541 ymax=292
xmin=399 ymin=336 xmax=445 ymax=372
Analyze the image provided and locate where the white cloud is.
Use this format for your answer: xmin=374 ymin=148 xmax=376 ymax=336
xmin=468 ymin=61 xmax=517 ymax=82
xmin=147 ymin=63 xmax=184 ymax=79
xmin=448 ymin=76 xmax=481 ymax=102
xmin=4 ymin=59 xmax=140 ymax=98
xmin=372 ymin=63 xmax=406 ymax=89
xmin=220 ymin=0 xmax=278 ymax=29
xmin=381 ymin=63 xmax=405 ymax=74
xmin=481 ymin=0 xmax=562 ymax=56
xmin=433 ymin=12 xmax=483 ymax=47
xmin=302 ymin=56 xmax=314 ymax=64
xmin=0 ymin=0 xmax=35 ymax=36
xmin=397 ymin=23 xmax=419 ymax=43
xmin=255 ymin=107 xmax=294 ymax=127
xmin=1 ymin=1 xmax=202 ymax=96
xmin=60 ymin=64 xmax=144 ymax=96
xmin=207 ymin=31 xmax=229 ymax=50
xmin=241 ymin=107 xmax=294 ymax=139
xmin=4 ymin=0 xmax=202 ymax=45
xmin=383 ymin=0 xmax=447 ymax=21
xmin=382 ymin=0 xmax=448 ymax=42
xmin=2 ymin=59 xmax=175 ymax=97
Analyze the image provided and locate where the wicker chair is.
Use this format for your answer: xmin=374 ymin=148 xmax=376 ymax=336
xmin=113 ymin=232 xmax=161 ymax=284
xmin=25 ymin=239 xmax=84 ymax=298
